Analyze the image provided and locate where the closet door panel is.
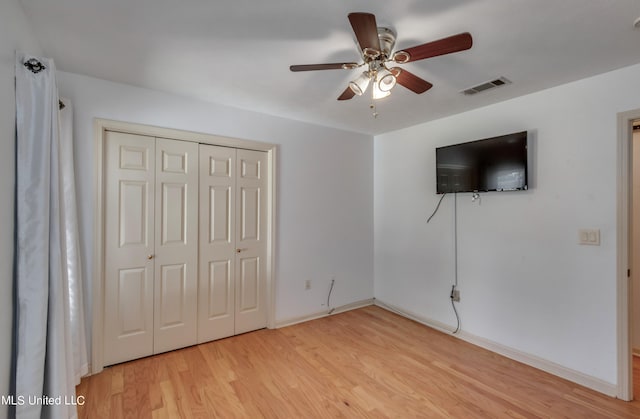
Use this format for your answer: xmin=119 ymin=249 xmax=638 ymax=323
xmin=198 ymin=145 xmax=236 ymax=343
xmin=104 ymin=132 xmax=155 ymax=365
xmin=153 ymin=138 xmax=199 ymax=354
xmin=235 ymin=149 xmax=268 ymax=334
xmin=238 ymin=257 xmax=259 ymax=311
xmin=207 ymin=260 xmax=232 ymax=317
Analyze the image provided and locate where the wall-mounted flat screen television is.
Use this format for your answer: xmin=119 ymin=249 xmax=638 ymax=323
xmin=436 ymin=131 xmax=528 ymax=194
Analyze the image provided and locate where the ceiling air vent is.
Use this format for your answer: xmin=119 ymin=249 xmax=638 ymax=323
xmin=461 ymin=77 xmax=511 ymax=95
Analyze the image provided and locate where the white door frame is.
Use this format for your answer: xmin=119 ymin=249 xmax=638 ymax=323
xmin=617 ymin=108 xmax=640 ymax=401
xmin=92 ymin=118 xmax=278 ymax=374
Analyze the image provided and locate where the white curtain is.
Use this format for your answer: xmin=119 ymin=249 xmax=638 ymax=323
xmin=59 ymin=98 xmax=89 ymax=386
xmin=14 ymin=53 xmax=88 ymax=419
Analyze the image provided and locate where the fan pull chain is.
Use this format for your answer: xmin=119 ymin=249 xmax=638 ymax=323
xmin=369 ymin=101 xmax=378 ymax=118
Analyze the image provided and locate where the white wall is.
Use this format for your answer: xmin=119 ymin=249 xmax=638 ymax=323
xmin=374 ymin=63 xmax=640 ymax=386
xmin=0 ymin=1 xmax=42 ymax=417
xmin=55 ymin=71 xmax=374 ymax=362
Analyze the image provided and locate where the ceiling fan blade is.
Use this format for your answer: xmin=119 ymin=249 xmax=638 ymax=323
xmin=393 ymin=32 xmax=472 ymax=63
xmin=392 ymin=68 xmax=433 ymax=94
xmin=290 ymin=63 xmax=358 ymax=72
xmin=337 ymin=86 xmax=356 ymax=101
xmin=348 ymin=12 xmax=381 ymax=56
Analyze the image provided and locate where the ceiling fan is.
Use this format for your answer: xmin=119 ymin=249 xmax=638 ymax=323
xmin=290 ymin=12 xmax=473 ymax=106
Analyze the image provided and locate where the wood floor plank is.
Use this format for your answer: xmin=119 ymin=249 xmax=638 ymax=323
xmin=78 ymin=306 xmax=640 ymax=418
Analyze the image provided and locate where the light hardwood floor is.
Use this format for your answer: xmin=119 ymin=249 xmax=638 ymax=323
xmin=77 ymin=306 xmax=640 ymax=418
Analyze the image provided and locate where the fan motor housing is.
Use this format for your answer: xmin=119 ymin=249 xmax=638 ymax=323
xmin=377 ymin=27 xmax=396 ymax=58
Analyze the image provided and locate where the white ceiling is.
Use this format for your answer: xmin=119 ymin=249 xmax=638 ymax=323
xmin=18 ymin=0 xmax=640 ymax=135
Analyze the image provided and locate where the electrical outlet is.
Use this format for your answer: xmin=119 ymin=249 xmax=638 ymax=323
xmin=305 ymin=280 xmax=311 ymax=290
xmin=452 ymin=290 xmax=460 ymax=302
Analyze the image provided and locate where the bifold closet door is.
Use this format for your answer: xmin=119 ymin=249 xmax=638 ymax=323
xmin=198 ymin=145 xmax=236 ymax=342
xmin=153 ymin=138 xmax=199 ymax=354
xmin=234 ymin=148 xmax=268 ymax=334
xmin=104 ymin=133 xmax=198 ymax=365
xmin=198 ymin=145 xmax=267 ymax=342
xmin=104 ymin=132 xmax=156 ymax=365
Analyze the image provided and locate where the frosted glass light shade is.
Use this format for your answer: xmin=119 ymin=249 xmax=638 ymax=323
xmin=377 ymin=68 xmax=396 ymax=92
xmin=372 ymin=80 xmax=390 ymax=99
xmin=349 ymin=72 xmax=371 ymax=96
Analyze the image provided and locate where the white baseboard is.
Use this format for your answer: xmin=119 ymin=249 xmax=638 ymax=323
xmin=374 ymin=299 xmax=618 ymax=397
xmin=374 ymin=299 xmax=456 ymax=335
xmin=274 ymin=298 xmax=375 ymax=329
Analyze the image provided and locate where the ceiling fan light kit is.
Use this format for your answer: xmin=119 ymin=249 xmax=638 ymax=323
xmin=290 ymin=12 xmax=473 ymax=117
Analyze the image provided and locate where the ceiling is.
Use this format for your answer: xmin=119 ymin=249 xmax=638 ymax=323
xmin=18 ymin=0 xmax=640 ymax=135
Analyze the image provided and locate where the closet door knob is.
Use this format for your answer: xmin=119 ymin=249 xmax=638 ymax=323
xmin=148 ymin=254 xmax=154 ymax=260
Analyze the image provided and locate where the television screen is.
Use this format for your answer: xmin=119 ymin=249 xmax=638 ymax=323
xmin=436 ymin=131 xmax=528 ymax=194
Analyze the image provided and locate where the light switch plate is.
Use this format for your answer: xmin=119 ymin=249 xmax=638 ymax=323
xmin=579 ymin=229 xmax=600 ymax=246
